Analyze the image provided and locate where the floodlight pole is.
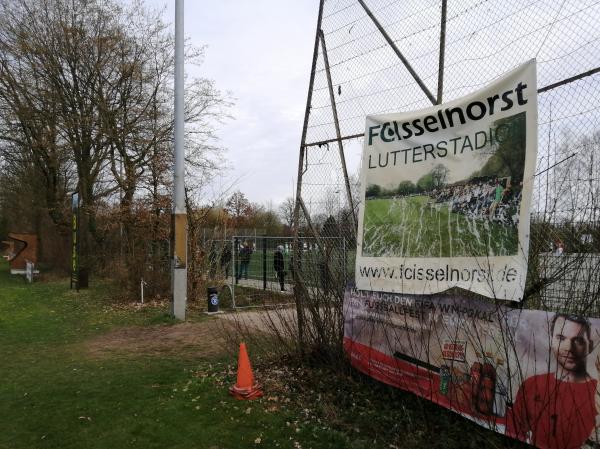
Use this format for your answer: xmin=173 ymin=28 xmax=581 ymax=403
xmin=171 ymin=0 xmax=187 ymax=320
xmin=293 ymin=0 xmax=326 ymax=356
xmin=319 ymin=30 xmax=357 ymax=231
xmin=437 ymin=0 xmax=448 ymax=104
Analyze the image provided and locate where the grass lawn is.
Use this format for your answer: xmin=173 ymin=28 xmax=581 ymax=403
xmin=232 ymin=249 xmax=348 ymax=284
xmin=0 ymin=260 xmax=529 ymax=449
xmin=234 ymin=248 xmax=292 ymax=282
xmin=0 ymin=260 xmax=356 ymax=449
xmin=362 ymin=196 xmax=518 ymax=258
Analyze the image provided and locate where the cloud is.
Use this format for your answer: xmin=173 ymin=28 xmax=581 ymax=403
xmin=147 ymin=0 xmax=320 ymax=205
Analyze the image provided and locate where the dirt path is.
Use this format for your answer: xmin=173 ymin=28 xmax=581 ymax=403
xmin=84 ymin=320 xmax=234 ymax=359
xmin=83 ymin=303 xmax=301 ymax=360
xmin=218 ymin=307 xmax=297 ymax=333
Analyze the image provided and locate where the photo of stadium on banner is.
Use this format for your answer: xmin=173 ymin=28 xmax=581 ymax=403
xmin=355 ymin=60 xmax=538 ymax=301
xmin=362 ymin=112 xmax=525 ymax=258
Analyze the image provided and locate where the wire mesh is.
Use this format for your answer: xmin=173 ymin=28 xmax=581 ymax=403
xmin=296 ymin=0 xmax=600 ymax=323
xmin=203 ymin=236 xmax=346 ymax=310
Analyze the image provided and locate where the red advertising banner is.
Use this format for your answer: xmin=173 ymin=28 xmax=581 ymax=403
xmin=344 ymin=288 xmax=600 ymax=449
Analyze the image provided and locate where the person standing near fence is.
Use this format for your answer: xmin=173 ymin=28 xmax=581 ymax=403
xmin=274 ymin=245 xmax=286 ymax=291
xmin=237 ymin=241 xmax=252 ymax=281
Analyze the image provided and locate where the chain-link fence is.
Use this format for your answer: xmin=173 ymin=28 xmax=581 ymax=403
xmin=203 ymin=236 xmax=348 ymax=310
xmin=293 ymin=0 xmax=600 ymax=352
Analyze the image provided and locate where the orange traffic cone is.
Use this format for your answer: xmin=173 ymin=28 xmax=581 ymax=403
xmin=229 ymin=342 xmax=263 ymax=400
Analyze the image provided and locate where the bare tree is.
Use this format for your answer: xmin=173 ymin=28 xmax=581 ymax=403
xmin=279 ymin=197 xmax=295 ymax=230
xmin=0 ymin=0 xmax=232 ymax=282
xmin=224 ymin=190 xmax=253 ymax=227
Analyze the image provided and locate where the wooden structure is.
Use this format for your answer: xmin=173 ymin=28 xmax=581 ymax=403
xmin=6 ymin=233 xmax=38 ymax=274
xmin=1 ymin=239 xmax=15 ymax=260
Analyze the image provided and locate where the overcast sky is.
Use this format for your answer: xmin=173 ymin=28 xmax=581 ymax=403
xmin=145 ymin=0 xmax=323 ymax=207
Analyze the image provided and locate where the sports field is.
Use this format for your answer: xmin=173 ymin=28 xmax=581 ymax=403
xmin=361 ymin=196 xmax=518 ymax=258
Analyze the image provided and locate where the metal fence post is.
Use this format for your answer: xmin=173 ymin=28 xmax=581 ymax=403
xmin=343 ymin=236 xmax=347 ymax=288
xmin=231 ymin=237 xmax=236 ymax=308
xmin=263 ymin=236 xmax=267 ymax=290
xmin=234 ymin=237 xmax=239 ymax=285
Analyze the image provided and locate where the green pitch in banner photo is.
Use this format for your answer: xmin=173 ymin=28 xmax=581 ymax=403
xmin=355 ymin=60 xmax=538 ymax=301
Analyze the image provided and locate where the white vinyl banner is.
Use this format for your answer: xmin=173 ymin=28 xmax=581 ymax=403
xmin=355 ymin=60 xmax=537 ymax=301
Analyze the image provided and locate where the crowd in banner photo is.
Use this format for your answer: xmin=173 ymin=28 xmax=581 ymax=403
xmin=431 ymin=178 xmax=522 ymax=225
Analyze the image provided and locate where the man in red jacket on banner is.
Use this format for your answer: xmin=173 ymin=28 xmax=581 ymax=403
xmin=507 ymin=313 xmax=600 ymax=449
